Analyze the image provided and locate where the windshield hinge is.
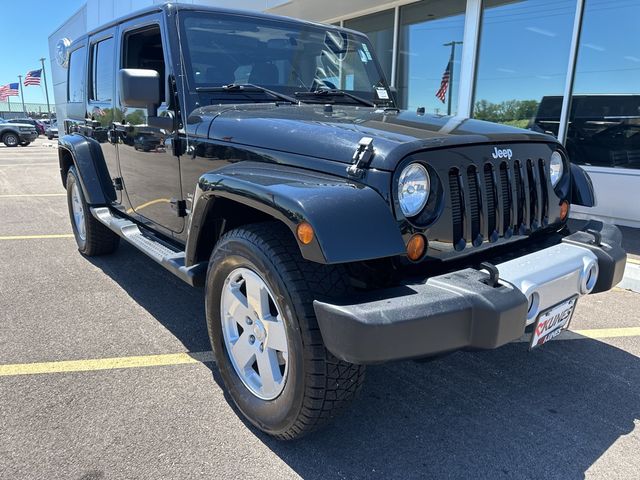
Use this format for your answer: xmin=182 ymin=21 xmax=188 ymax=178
xmin=347 ymin=137 xmax=374 ymax=178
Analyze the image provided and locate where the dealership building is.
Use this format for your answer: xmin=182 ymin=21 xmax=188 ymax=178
xmin=49 ymin=0 xmax=640 ymax=227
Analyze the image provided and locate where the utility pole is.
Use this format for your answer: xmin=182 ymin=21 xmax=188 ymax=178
xmin=17 ymin=75 xmax=26 ymax=115
xmin=40 ymin=58 xmax=51 ymax=118
xmin=443 ymin=41 xmax=463 ymax=116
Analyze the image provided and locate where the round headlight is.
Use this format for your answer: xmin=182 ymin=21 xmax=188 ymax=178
xmin=398 ymin=163 xmax=430 ymax=217
xmin=549 ymin=151 xmax=564 ymax=187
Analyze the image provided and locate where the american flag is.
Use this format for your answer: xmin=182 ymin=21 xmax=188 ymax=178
xmin=435 ymin=60 xmax=451 ymax=104
xmin=0 ymin=83 xmax=19 ymax=101
xmin=24 ymin=69 xmax=42 ymax=86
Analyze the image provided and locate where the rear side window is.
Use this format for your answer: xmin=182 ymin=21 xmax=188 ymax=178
xmin=68 ymin=46 xmax=86 ymax=103
xmin=90 ymin=38 xmax=115 ymax=102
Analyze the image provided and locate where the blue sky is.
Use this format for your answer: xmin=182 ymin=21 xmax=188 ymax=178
xmin=0 ymin=0 xmax=85 ymax=105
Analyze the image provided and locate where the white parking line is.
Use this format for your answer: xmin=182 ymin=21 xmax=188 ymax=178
xmin=0 ymin=163 xmax=58 ymax=167
xmin=0 ymin=193 xmax=66 ymax=198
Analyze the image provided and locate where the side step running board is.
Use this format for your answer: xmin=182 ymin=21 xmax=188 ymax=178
xmin=91 ymin=207 xmax=207 ymax=287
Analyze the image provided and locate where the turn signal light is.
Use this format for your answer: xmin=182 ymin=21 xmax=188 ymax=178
xmin=406 ymin=234 xmax=426 ymax=261
xmin=296 ymin=222 xmax=314 ymax=245
xmin=559 ymin=200 xmax=569 ymax=221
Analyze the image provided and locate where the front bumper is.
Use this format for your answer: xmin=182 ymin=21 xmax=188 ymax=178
xmin=19 ymin=133 xmax=38 ymax=142
xmin=314 ymin=222 xmax=626 ymax=364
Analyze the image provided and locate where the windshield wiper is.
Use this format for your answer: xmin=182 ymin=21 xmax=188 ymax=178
xmin=294 ymin=89 xmax=377 ymax=108
xmin=196 ymin=83 xmax=298 ymax=104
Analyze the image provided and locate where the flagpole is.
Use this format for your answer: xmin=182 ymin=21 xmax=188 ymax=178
xmin=443 ymin=41 xmax=463 ymax=116
xmin=17 ymin=75 xmax=26 ymax=115
xmin=39 ymin=58 xmax=51 ymax=118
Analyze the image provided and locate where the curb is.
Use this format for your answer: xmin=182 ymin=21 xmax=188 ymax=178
xmin=619 ymin=261 xmax=640 ymax=294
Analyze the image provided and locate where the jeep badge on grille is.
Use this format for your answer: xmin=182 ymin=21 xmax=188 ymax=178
xmin=492 ymin=147 xmax=513 ymax=159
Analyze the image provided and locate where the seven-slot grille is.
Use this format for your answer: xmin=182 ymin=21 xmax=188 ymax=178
xmin=448 ymin=157 xmax=549 ymax=251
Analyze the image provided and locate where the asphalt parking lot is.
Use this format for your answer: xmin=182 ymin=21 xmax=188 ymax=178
xmin=1 ymin=137 xmax=639 ymax=479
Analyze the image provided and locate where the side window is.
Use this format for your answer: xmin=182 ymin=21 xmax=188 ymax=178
xmin=122 ymin=25 xmax=166 ymax=102
xmin=90 ymin=37 xmax=115 ymax=102
xmin=67 ymin=46 xmax=87 ymax=103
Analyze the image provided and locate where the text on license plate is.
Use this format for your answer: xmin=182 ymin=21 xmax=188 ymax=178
xmin=530 ymin=296 xmax=578 ymax=349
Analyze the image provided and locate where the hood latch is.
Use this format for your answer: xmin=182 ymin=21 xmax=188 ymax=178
xmin=347 ymin=137 xmax=374 ymax=178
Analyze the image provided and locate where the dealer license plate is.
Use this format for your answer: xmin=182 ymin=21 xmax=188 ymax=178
xmin=530 ymin=296 xmax=577 ymax=349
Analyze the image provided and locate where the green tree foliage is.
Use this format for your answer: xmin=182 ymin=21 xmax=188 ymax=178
xmin=474 ymin=99 xmax=540 ymax=128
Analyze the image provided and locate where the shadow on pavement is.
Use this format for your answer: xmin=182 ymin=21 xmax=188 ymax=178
xmin=90 ymin=243 xmax=639 ymax=479
xmin=264 ymin=340 xmax=639 ymax=479
xmin=87 ymin=242 xmax=211 ymax=353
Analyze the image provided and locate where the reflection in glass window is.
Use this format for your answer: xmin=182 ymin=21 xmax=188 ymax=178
xmin=344 ymin=9 xmax=394 ymax=84
xmin=569 ymin=2 xmax=640 ymax=170
xmin=67 ymin=46 xmax=86 ymax=103
xmin=397 ymin=0 xmax=466 ymax=114
xmin=473 ymin=0 xmax=575 ymax=130
xmin=91 ymin=38 xmax=114 ymax=102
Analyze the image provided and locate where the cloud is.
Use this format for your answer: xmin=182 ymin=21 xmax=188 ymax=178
xmin=497 ymin=68 xmax=516 ymax=74
xmin=526 ymin=27 xmax=557 ymax=37
xmin=583 ymin=43 xmax=605 ymax=52
xmin=624 ymin=55 xmax=640 ymax=62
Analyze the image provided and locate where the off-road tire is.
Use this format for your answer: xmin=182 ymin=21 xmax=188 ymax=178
xmin=206 ymin=222 xmax=365 ymax=440
xmin=66 ymin=166 xmax=120 ymax=256
xmin=2 ymin=132 xmax=19 ymax=147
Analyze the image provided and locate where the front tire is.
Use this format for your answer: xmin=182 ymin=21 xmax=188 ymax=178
xmin=206 ymin=222 xmax=365 ymax=440
xmin=66 ymin=166 xmax=120 ymax=256
xmin=3 ymin=133 xmax=19 ymax=147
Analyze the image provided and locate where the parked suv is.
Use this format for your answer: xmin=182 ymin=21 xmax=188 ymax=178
xmin=45 ymin=121 xmax=59 ymax=140
xmin=530 ymin=94 xmax=640 ymax=169
xmin=6 ymin=118 xmax=45 ymax=135
xmin=0 ymin=119 xmax=38 ymax=147
xmin=56 ymin=4 xmax=626 ymax=439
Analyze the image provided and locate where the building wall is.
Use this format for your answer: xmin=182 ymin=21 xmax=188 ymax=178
xmin=48 ymin=5 xmax=87 ymax=124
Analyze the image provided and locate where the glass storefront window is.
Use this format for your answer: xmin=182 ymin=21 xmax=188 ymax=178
xmin=344 ymin=9 xmax=394 ymax=84
xmin=473 ymin=0 xmax=575 ymax=130
xmin=568 ymin=1 xmax=640 ymax=170
xmin=397 ymin=0 xmax=466 ymax=114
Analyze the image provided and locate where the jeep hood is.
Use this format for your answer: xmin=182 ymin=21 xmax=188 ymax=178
xmin=193 ymin=104 xmax=553 ymax=171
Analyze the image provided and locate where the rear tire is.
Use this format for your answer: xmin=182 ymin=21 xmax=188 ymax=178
xmin=3 ymin=133 xmax=19 ymax=147
xmin=66 ymin=166 xmax=119 ymax=256
xmin=206 ymin=222 xmax=365 ymax=440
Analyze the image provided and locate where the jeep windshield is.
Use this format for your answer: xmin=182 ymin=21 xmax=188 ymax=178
xmin=178 ymin=12 xmax=393 ymax=107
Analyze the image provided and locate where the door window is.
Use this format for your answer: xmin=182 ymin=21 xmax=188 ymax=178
xmin=122 ymin=25 xmax=166 ymax=103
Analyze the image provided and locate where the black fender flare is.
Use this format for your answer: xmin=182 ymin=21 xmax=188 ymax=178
xmin=570 ymin=163 xmax=596 ymax=208
xmin=58 ymin=134 xmax=116 ymax=205
xmin=186 ymin=163 xmax=406 ymax=265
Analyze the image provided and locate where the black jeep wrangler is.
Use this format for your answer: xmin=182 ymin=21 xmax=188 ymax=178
xmin=58 ymin=4 xmax=626 ymax=439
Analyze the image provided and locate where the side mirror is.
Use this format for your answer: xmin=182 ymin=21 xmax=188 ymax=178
xmin=118 ymin=68 xmax=161 ymax=116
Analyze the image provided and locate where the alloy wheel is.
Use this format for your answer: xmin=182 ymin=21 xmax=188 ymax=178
xmin=220 ymin=267 xmax=289 ymax=400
